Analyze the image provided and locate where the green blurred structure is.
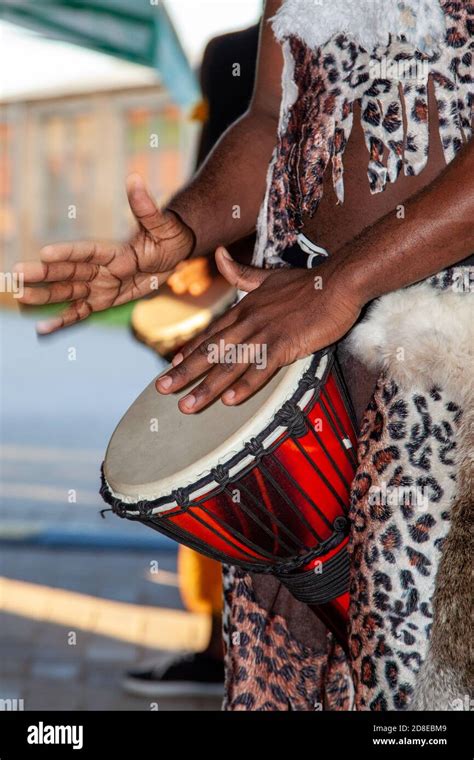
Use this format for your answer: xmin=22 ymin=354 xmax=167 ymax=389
xmin=2 ymin=0 xmax=199 ymax=107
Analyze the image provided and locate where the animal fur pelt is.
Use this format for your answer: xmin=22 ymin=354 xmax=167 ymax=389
xmin=344 ymin=281 xmax=473 ymax=406
xmin=410 ymin=404 xmax=473 ymax=710
xmin=271 ymin=0 xmax=446 ymax=53
xmin=344 ymin=280 xmax=473 ymax=710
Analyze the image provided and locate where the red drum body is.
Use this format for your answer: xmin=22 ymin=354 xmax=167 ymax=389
xmin=101 ymin=349 xmax=357 ymax=648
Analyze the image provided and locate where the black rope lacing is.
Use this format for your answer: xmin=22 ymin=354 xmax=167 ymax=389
xmin=98 ymin=349 xmax=357 ymax=598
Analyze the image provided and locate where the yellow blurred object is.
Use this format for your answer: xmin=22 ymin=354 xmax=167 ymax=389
xmin=189 ymin=98 xmax=210 ymax=123
xmin=0 ymin=576 xmax=208 ymax=652
xmin=178 ymin=546 xmax=222 ymax=616
xmin=168 ymin=257 xmax=213 ymax=296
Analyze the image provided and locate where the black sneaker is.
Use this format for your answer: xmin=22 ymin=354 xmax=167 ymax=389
xmin=122 ymin=653 xmax=225 ymax=697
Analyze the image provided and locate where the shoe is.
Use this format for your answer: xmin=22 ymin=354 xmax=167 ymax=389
xmin=122 ymin=652 xmax=225 ymax=697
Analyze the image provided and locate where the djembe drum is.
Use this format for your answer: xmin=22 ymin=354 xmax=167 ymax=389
xmin=131 ymin=275 xmax=236 ymax=360
xmin=101 ymin=348 xmax=357 ymax=648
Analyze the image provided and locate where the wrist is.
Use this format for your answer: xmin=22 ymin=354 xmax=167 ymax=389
xmin=328 ymin=249 xmax=376 ymax=309
xmin=165 ymin=208 xmax=197 ymax=262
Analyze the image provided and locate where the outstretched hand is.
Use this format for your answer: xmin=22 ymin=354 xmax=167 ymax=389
xmin=15 ymin=174 xmax=194 ymax=334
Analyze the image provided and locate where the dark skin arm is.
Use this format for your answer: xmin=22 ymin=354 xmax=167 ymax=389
xmin=14 ymin=0 xmax=472 ymax=411
xmin=167 ymin=0 xmax=283 ymax=256
xmin=14 ymin=0 xmax=282 ymax=332
xmin=339 ymin=140 xmax=473 ymax=301
xmin=156 ymin=139 xmax=473 ymax=413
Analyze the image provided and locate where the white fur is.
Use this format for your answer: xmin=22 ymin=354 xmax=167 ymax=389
xmin=410 ymin=639 xmax=469 ymax=710
xmin=272 ymin=0 xmax=446 ymax=53
xmin=344 ymin=282 xmax=473 ymax=407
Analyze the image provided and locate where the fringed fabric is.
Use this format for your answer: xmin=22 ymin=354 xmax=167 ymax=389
xmin=254 ymin=0 xmax=473 ymax=265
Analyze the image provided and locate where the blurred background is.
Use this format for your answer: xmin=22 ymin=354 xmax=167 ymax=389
xmin=0 ymin=0 xmax=261 ymax=711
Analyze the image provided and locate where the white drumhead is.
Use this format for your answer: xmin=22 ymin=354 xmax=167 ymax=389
xmin=131 ymin=277 xmax=236 ymax=351
xmin=103 ymin=352 xmax=328 ymax=506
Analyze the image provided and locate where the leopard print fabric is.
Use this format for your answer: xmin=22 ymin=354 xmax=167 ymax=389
xmin=256 ymin=0 xmax=473 ymax=266
xmin=346 ymin=267 xmax=471 ymax=711
xmin=222 ymin=276 xmax=466 ymax=711
xmin=222 ymin=565 xmax=352 ymax=711
xmin=223 ymin=1 xmax=472 ymax=711
xmin=349 ymin=373 xmax=461 ymax=710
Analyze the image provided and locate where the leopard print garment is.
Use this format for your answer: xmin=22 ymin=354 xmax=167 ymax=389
xmin=347 ymin=268 xmax=471 ymax=710
xmin=255 ymin=0 xmax=473 ymax=267
xmin=222 ymin=275 xmax=467 ymax=712
xmin=222 ymin=565 xmax=352 ymax=711
xmin=349 ymin=372 xmax=461 ymax=710
xmin=223 ymin=2 xmax=472 ymax=712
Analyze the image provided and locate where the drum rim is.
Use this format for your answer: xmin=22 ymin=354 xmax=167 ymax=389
xmin=102 ymin=348 xmax=340 ymax=516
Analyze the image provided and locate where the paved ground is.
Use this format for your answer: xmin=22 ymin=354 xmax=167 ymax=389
xmin=0 ymin=311 xmax=222 ymax=711
xmin=0 ymin=546 xmax=222 ymax=711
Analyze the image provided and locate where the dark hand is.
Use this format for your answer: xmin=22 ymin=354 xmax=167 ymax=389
xmin=15 ymin=174 xmax=194 ymax=334
xmin=156 ymin=247 xmax=362 ymax=413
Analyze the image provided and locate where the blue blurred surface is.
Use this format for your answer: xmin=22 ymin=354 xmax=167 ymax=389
xmin=0 ymin=309 xmax=174 ymax=549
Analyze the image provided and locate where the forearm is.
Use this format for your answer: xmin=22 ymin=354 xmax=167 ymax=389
xmin=337 ymin=141 xmax=474 ymax=304
xmin=168 ymin=109 xmax=278 ymax=258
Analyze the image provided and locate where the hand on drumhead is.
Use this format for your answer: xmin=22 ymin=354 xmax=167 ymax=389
xmin=14 ymin=174 xmax=195 ymax=335
xmin=156 ymin=246 xmax=363 ymax=412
